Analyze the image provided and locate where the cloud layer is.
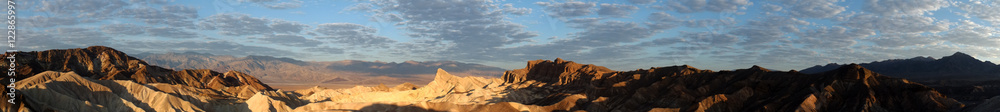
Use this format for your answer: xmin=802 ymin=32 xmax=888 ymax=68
xmin=14 ymin=0 xmax=1000 ymax=71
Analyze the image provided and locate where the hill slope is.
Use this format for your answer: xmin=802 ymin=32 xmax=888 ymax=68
xmin=0 ymin=46 xmax=275 ymax=111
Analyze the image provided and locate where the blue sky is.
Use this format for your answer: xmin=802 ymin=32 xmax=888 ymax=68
xmin=10 ymin=0 xmax=1000 ymax=71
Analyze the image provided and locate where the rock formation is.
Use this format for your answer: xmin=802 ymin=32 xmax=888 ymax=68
xmin=800 ymin=52 xmax=1000 ymax=106
xmin=0 ymin=46 xmax=273 ymax=111
xmin=288 ymin=58 xmax=966 ymax=111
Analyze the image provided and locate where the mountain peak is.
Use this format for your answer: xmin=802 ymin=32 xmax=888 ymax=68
xmin=554 ymin=58 xmax=567 ymax=63
xmin=842 ymin=63 xmax=864 ymax=70
xmin=434 ymin=68 xmax=455 ymax=82
xmin=748 ymin=65 xmax=770 ymax=72
xmin=84 ymin=46 xmax=117 ymax=52
xmin=828 ymin=63 xmax=880 ymax=80
xmin=942 ymin=52 xmax=976 ymax=60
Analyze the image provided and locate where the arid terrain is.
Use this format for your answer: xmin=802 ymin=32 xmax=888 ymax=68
xmin=131 ymin=52 xmax=506 ymax=90
xmin=801 ymin=52 xmax=1000 ymax=109
xmin=0 ymin=46 xmax=998 ymax=111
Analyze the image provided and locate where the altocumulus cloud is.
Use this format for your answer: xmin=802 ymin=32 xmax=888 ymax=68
xmin=12 ymin=0 xmax=1000 ymax=71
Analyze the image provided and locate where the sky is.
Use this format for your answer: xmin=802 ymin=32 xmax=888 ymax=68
xmin=8 ymin=0 xmax=1000 ymax=71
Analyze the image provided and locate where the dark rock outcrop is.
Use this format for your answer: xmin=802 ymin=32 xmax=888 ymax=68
xmin=500 ymin=59 xmax=963 ymax=111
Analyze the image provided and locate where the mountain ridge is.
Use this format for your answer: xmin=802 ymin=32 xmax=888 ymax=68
xmin=1 ymin=46 xmax=276 ymax=111
xmin=800 ymin=52 xmax=1000 ymax=80
xmin=136 ymin=52 xmax=507 ymax=86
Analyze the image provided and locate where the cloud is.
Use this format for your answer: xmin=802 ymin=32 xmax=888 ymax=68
xmin=646 ymin=12 xmax=682 ymax=30
xmin=115 ymin=40 xmax=298 ymax=57
xmin=27 ymin=0 xmax=197 ymax=27
xmin=502 ymin=4 xmax=532 ymax=15
xmin=13 ymin=30 xmax=79 ymax=51
xmin=944 ymin=20 xmax=1000 ymax=47
xmin=628 ymin=0 xmax=656 ymax=4
xmin=866 ymin=33 xmax=944 ymax=47
xmin=536 ymin=1 xmax=597 ymax=18
xmin=314 ymin=23 xmax=396 ymax=48
xmin=840 ymin=14 xmax=951 ymax=34
xmin=198 ymin=13 xmax=271 ymax=36
xmin=683 ymin=18 xmax=737 ymax=28
xmin=657 ymin=0 xmax=752 ymax=13
xmin=128 ymin=0 xmax=172 ymax=4
xmin=264 ymin=0 xmax=303 ymax=9
xmin=639 ymin=37 xmax=685 ymax=46
xmin=682 ymin=31 xmax=740 ymax=46
xmin=116 ymin=5 xmax=199 ymax=27
xmin=270 ymin=20 xmax=310 ymax=34
xmin=22 ymin=16 xmax=93 ymax=28
xmin=367 ymin=0 xmax=538 ymax=60
xmin=957 ymin=1 xmax=1000 ymax=25
xmin=775 ymin=0 xmax=846 ymax=18
xmin=305 ymin=46 xmax=345 ymax=54
xmin=99 ymin=24 xmax=201 ymax=39
xmin=238 ymin=0 xmax=275 ymax=2
xmin=761 ymin=3 xmax=783 ymax=12
xmin=753 ymin=46 xmax=822 ymax=69
xmin=48 ymin=28 xmax=114 ymax=47
xmin=198 ymin=13 xmax=310 ymax=36
xmin=730 ymin=16 xmax=810 ymax=45
xmin=565 ymin=21 xmax=657 ymax=46
xmin=101 ymin=24 xmax=148 ymax=35
xmin=863 ymin=0 xmax=948 ymax=15
xmin=793 ymin=26 xmax=875 ymax=48
xmin=574 ymin=45 xmax=645 ymax=61
xmin=146 ymin=27 xmax=202 ymax=39
xmin=239 ymin=0 xmax=303 ymax=9
xmin=597 ymin=3 xmax=639 ymax=18
xmin=252 ymin=34 xmax=323 ymax=47
xmin=33 ymin=0 xmax=129 ymax=18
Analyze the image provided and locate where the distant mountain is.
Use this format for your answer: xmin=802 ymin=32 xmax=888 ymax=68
xmin=800 ymin=52 xmax=1000 ymax=80
xmin=135 ymin=52 xmax=506 ymax=85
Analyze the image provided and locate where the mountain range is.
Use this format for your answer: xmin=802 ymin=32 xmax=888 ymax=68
xmin=800 ymin=52 xmax=1000 ymax=80
xmin=130 ymin=52 xmax=506 ymax=89
xmin=4 ymin=46 xmax=996 ymax=111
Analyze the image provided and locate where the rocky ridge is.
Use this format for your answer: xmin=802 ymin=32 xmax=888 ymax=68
xmin=0 ymin=46 xmax=274 ymax=111
xmin=800 ymin=52 xmax=1000 ymax=80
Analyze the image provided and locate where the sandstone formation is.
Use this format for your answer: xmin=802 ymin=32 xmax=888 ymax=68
xmin=0 ymin=46 xmax=274 ymax=111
